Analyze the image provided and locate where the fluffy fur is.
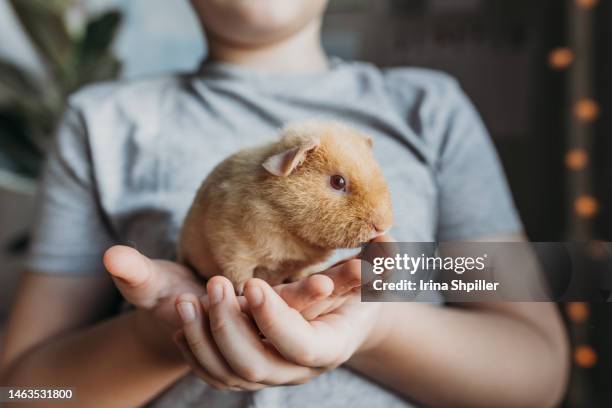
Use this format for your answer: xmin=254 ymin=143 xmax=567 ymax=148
xmin=178 ymin=120 xmax=393 ymax=293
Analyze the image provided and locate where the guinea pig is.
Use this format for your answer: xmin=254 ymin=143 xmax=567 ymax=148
xmin=178 ymin=120 xmax=393 ymax=294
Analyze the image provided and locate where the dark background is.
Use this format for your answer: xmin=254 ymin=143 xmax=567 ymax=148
xmin=325 ymin=1 xmax=610 ymax=406
xmin=325 ymin=0 xmax=610 ymax=243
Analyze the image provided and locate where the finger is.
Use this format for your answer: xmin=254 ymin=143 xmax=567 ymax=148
xmin=273 ymin=265 xmax=358 ymax=321
xmin=103 ymin=245 xmax=164 ymax=308
xmin=202 ymin=288 xmax=248 ymax=315
xmin=300 ymin=296 xmax=346 ymax=321
xmin=175 ymin=294 xmax=263 ymax=391
xmin=324 ymin=259 xmax=362 ymax=296
xmin=274 ymin=274 xmax=333 ymax=312
xmin=202 ymin=294 xmax=248 ymax=315
xmin=244 ymin=278 xmax=344 ymax=368
xmin=207 ymin=277 xmax=316 ymax=384
xmin=237 ymin=296 xmax=248 ymax=312
xmin=176 ymin=332 xmax=264 ymax=391
xmin=174 ymin=331 xmax=242 ymax=391
xmin=103 ymin=245 xmax=154 ymax=286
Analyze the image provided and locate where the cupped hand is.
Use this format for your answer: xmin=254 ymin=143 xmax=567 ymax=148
xmin=102 ymin=245 xmax=362 ymax=329
xmin=174 ymin=258 xmax=384 ymax=390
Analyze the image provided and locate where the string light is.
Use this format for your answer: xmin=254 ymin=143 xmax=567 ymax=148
xmin=566 ymin=302 xmax=590 ymax=323
xmin=565 ymin=149 xmax=588 ymax=170
xmin=574 ymin=98 xmax=600 ymax=122
xmin=574 ymin=195 xmax=599 ymax=218
xmin=549 ymin=47 xmax=574 ymax=70
xmin=576 ymin=0 xmax=599 ymax=9
xmin=575 ymin=345 xmax=597 ymax=368
xmin=564 ymin=0 xmax=599 ymax=401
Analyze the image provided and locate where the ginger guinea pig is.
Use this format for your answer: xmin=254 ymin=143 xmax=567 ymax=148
xmin=178 ymin=120 xmax=392 ymax=294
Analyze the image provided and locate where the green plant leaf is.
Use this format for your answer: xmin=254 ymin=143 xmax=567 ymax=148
xmin=8 ymin=0 xmax=75 ymax=83
xmin=74 ymin=54 xmax=121 ymax=91
xmin=29 ymin=0 xmax=75 ymax=14
xmin=1 ymin=1 xmax=123 ymax=183
xmin=0 ymin=111 xmax=44 ymax=177
xmin=78 ymin=10 xmax=122 ymax=65
xmin=0 ymin=61 xmax=58 ymax=149
xmin=0 ymin=59 xmax=43 ymax=107
xmin=0 ymin=59 xmax=41 ymax=95
xmin=72 ymin=10 xmax=123 ymax=90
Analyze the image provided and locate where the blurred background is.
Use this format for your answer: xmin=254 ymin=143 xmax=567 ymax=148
xmin=0 ymin=0 xmax=610 ymax=406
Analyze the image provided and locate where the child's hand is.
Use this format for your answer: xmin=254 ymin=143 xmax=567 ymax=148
xmin=103 ymin=245 xmax=206 ymax=328
xmin=237 ymin=258 xmax=363 ymax=320
xmin=173 ymin=259 xmax=383 ymax=391
xmin=102 ymin=245 xmax=359 ymax=329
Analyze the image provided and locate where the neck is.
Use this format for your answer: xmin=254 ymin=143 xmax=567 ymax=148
xmin=206 ymin=20 xmax=329 ymax=74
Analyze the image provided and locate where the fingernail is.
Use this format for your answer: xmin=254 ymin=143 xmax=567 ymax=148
xmin=209 ymin=283 xmax=224 ymax=305
xmin=247 ymin=286 xmax=264 ymax=308
xmin=177 ymin=302 xmax=196 ymax=323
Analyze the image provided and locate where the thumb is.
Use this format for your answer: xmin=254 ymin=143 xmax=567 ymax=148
xmin=103 ymin=245 xmax=162 ymax=308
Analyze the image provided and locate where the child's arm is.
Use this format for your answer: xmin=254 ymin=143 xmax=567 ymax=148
xmin=349 ymin=299 xmax=568 ymax=408
xmin=0 ymin=271 xmax=188 ymax=408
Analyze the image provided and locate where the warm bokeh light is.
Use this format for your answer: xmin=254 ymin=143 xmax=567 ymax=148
xmin=575 ymin=345 xmax=597 ymax=368
xmin=574 ymin=195 xmax=599 ymax=218
xmin=576 ymin=0 xmax=599 ymax=9
xmin=565 ymin=149 xmax=588 ymax=170
xmin=567 ymin=302 xmax=590 ymax=323
xmin=574 ymin=99 xmax=600 ymax=122
xmin=548 ymin=47 xmax=574 ymax=70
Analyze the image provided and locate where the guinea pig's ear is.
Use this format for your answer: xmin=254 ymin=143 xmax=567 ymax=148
xmin=262 ymin=137 xmax=320 ymax=176
xmin=364 ymin=136 xmax=373 ymax=148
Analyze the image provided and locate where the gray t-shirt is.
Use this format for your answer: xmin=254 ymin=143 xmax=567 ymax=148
xmin=26 ymin=58 xmax=521 ymax=407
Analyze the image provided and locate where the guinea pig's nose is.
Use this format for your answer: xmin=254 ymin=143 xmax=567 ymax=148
xmin=372 ymin=207 xmax=392 ymax=234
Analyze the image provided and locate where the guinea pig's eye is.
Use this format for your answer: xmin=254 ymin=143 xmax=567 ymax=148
xmin=330 ymin=175 xmax=347 ymax=191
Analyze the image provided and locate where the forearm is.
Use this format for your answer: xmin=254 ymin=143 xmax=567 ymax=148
xmin=349 ymin=302 xmax=568 ymax=408
xmin=2 ymin=310 xmax=188 ymax=408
